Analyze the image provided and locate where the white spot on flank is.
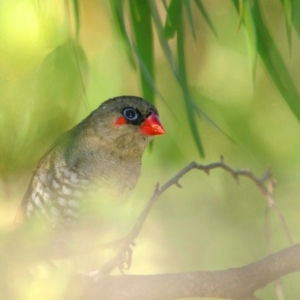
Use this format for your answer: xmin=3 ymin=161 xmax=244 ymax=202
xmin=70 ymin=173 xmax=79 ymax=184
xmin=34 ymin=195 xmax=42 ymax=208
xmin=62 ymin=185 xmax=72 ymax=195
xmin=45 ymin=187 xmax=51 ymax=194
xmin=52 ymin=180 xmax=59 ymax=189
xmin=26 ymin=202 xmax=33 ymax=215
xmin=36 ymin=184 xmax=43 ymax=195
xmin=32 ymin=196 xmax=47 ymax=215
xmin=63 ymin=169 xmax=72 ymax=178
xmin=43 ymin=192 xmax=51 ymax=204
xmin=51 ymin=206 xmax=60 ymax=216
xmin=74 ymin=190 xmax=83 ymax=198
xmin=80 ymin=179 xmax=89 ymax=185
xmin=58 ymin=197 xmax=67 ymax=206
xmin=63 ymin=178 xmax=70 ymax=185
xmin=68 ymin=199 xmax=79 ymax=208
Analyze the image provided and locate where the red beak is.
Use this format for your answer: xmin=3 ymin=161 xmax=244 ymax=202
xmin=140 ymin=113 xmax=165 ymax=136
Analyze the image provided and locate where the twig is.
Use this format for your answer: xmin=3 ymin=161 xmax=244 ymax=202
xmin=106 ymin=157 xmax=293 ymax=273
xmin=127 ymin=157 xmax=292 ymax=246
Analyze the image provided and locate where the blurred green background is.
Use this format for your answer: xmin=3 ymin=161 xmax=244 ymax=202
xmin=0 ymin=0 xmax=300 ymax=299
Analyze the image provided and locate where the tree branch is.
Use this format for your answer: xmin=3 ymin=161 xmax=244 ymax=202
xmin=66 ymin=243 xmax=300 ymax=300
xmin=127 ymin=157 xmax=293 ymax=246
xmin=104 ymin=158 xmax=293 ymax=273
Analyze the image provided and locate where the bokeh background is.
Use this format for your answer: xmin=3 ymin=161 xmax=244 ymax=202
xmin=0 ymin=0 xmax=300 ymax=299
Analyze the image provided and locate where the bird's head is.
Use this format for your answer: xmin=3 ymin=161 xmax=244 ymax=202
xmin=85 ymin=96 xmax=165 ymax=157
xmin=112 ymin=97 xmax=164 ymax=136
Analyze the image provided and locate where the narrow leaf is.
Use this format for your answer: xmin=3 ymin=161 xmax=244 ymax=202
xmin=164 ymin=0 xmax=182 ymax=39
xmin=110 ymin=0 xmax=135 ymax=68
xmin=242 ymin=0 xmax=257 ymax=79
xmin=150 ymin=1 xmax=204 ymax=156
xmin=162 ymin=0 xmax=168 ymax=10
xmin=129 ymin=0 xmax=154 ymax=103
xmin=177 ymin=2 xmax=205 ymax=157
xmin=36 ymin=39 xmax=88 ymax=136
xmin=251 ymin=1 xmax=300 ymax=121
xmin=192 ymin=98 xmax=237 ymax=145
xmin=183 ymin=0 xmax=196 ymax=40
xmin=236 ymin=0 xmax=243 ymax=31
xmin=150 ymin=1 xmax=179 ymax=79
xmin=292 ymin=0 xmax=300 ymax=38
xmin=194 ymin=0 xmax=218 ymax=37
xmin=282 ymin=0 xmax=293 ymax=52
xmin=72 ymin=0 xmax=80 ymax=40
xmin=232 ymin=0 xmax=300 ymax=122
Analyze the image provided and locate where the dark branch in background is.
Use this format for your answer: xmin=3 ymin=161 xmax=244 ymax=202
xmin=69 ymin=243 xmax=300 ymax=300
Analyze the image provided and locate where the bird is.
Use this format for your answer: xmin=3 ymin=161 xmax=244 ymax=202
xmin=16 ymin=96 xmax=164 ymax=260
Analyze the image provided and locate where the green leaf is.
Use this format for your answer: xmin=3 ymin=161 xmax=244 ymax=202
xmin=194 ymin=0 xmax=218 ymax=37
xmin=162 ymin=0 xmax=168 ymax=10
xmin=183 ymin=0 xmax=196 ymax=40
xmin=292 ymin=0 xmax=300 ymax=38
xmin=129 ymin=0 xmax=154 ymax=103
xmin=150 ymin=1 xmax=179 ymax=79
xmin=177 ymin=2 xmax=205 ymax=157
xmin=35 ymin=39 xmax=88 ymax=140
xmin=150 ymin=1 xmax=204 ymax=156
xmin=232 ymin=0 xmax=300 ymax=122
xmin=192 ymin=98 xmax=237 ymax=146
xmin=254 ymin=0 xmax=300 ymax=122
xmin=72 ymin=0 xmax=80 ymax=40
xmin=282 ymin=0 xmax=293 ymax=52
xmin=250 ymin=1 xmax=300 ymax=122
xmin=164 ymin=0 xmax=182 ymax=39
xmin=110 ymin=0 xmax=135 ymax=68
xmin=240 ymin=0 xmax=257 ymax=79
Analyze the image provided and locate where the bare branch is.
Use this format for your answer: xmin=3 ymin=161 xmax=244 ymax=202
xmin=108 ymin=159 xmax=293 ymax=273
xmin=67 ymin=243 xmax=300 ymax=300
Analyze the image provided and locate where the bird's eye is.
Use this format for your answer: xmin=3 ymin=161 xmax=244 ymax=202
xmin=123 ymin=108 xmax=138 ymax=121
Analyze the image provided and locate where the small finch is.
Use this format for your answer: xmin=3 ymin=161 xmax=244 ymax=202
xmin=17 ymin=96 xmax=164 ymax=258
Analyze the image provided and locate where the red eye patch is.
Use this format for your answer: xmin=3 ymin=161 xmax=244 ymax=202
xmin=115 ymin=116 xmax=126 ymax=125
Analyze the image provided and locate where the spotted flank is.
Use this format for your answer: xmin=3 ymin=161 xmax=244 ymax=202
xmin=26 ymin=202 xmax=34 ymax=215
xmin=52 ymin=180 xmax=59 ymax=189
xmin=23 ymin=167 xmax=91 ymax=228
xmin=57 ymin=197 xmax=67 ymax=206
xmin=70 ymin=173 xmax=79 ymax=184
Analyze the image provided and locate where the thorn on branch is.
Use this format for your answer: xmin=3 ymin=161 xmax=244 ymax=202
xmin=260 ymin=167 xmax=273 ymax=183
xmin=233 ymin=173 xmax=239 ymax=184
xmin=154 ymin=182 xmax=160 ymax=193
xmin=175 ymin=181 xmax=182 ymax=188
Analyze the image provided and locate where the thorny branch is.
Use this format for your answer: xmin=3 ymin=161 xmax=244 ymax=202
xmin=106 ymin=157 xmax=293 ymax=274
